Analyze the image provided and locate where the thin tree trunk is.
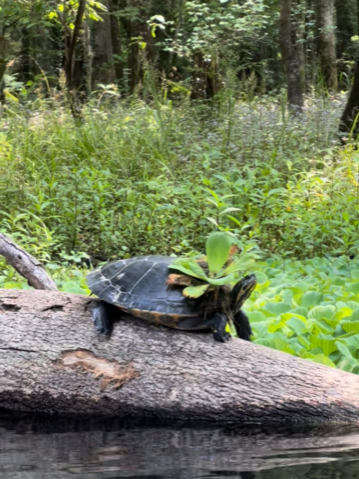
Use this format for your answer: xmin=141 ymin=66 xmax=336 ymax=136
xmin=339 ymin=61 xmax=359 ymax=135
xmin=2 ymin=289 xmax=359 ymax=424
xmin=109 ymin=0 xmax=124 ymax=81
xmin=335 ymin=0 xmax=357 ymax=61
xmin=293 ymin=0 xmax=306 ymax=92
xmin=279 ymin=0 xmax=304 ymax=111
xmin=316 ymin=0 xmax=338 ymax=91
xmin=91 ymin=0 xmax=116 ymax=89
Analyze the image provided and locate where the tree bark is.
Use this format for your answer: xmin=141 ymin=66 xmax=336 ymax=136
xmin=279 ymin=0 xmax=304 ymax=111
xmin=0 ymin=234 xmax=57 ymax=291
xmin=91 ymin=0 xmax=116 ymax=89
xmin=335 ymin=0 xmax=357 ymax=61
xmin=2 ymin=289 xmax=359 ymax=425
xmin=339 ymin=60 xmax=359 ymax=135
xmin=109 ymin=0 xmax=124 ymax=82
xmin=316 ymin=0 xmax=338 ymax=91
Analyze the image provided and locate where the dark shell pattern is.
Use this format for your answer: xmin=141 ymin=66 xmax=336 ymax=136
xmin=87 ymin=256 xmax=201 ymax=328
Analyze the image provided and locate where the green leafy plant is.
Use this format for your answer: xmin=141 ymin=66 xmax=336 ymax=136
xmin=168 ymin=232 xmax=256 ymax=298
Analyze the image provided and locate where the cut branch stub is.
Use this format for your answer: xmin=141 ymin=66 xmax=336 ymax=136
xmin=0 ymin=233 xmax=58 ymax=291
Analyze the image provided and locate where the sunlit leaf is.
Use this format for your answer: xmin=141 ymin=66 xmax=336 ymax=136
xmin=206 ymin=232 xmax=232 ymax=274
xmin=183 ymin=284 xmax=210 ymax=298
xmin=299 ymin=291 xmax=323 ymax=308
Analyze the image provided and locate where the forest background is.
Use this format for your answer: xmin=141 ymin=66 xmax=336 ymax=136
xmin=2 ymin=0 xmax=359 ymax=372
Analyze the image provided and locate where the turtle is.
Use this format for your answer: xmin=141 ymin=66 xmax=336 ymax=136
xmin=87 ymin=255 xmax=256 ymax=343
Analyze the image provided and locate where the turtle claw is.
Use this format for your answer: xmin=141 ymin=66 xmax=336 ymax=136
xmin=213 ymin=330 xmax=231 ymax=343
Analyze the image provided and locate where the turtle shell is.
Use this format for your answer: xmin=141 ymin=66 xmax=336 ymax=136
xmin=87 ymin=255 xmax=203 ymax=329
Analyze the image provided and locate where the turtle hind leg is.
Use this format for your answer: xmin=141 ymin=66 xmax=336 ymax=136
xmin=233 ymin=310 xmax=252 ymax=341
xmin=92 ymin=301 xmax=114 ymax=337
xmin=204 ymin=312 xmax=231 ymax=343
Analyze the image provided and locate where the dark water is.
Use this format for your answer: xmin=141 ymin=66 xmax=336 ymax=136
xmin=1 ymin=415 xmax=359 ymax=479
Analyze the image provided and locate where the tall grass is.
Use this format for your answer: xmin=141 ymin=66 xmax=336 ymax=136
xmin=0 ymin=91 xmax=351 ymax=262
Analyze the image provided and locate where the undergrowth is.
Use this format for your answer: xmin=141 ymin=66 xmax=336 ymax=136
xmin=0 ymin=92 xmax=348 ymax=262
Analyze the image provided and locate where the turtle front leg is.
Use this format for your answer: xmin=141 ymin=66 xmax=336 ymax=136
xmin=233 ymin=310 xmax=252 ymax=341
xmin=92 ymin=301 xmax=113 ymax=337
xmin=204 ymin=312 xmax=231 ymax=343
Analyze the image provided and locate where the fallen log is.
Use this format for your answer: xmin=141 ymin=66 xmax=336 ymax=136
xmin=1 ymin=288 xmax=359 ymax=425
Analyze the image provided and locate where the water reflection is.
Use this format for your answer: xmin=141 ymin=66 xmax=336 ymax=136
xmin=1 ymin=414 xmax=359 ymax=478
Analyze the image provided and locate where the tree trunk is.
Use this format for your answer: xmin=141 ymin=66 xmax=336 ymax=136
xmin=2 ymin=289 xmax=359 ymax=424
xmin=91 ymin=0 xmax=116 ymax=89
xmin=316 ymin=0 xmax=338 ymax=91
xmin=279 ymin=0 xmax=304 ymax=110
xmin=293 ymin=0 xmax=306 ymax=92
xmin=339 ymin=60 xmax=359 ymax=135
xmin=109 ymin=0 xmax=124 ymax=82
xmin=335 ymin=0 xmax=357 ymax=61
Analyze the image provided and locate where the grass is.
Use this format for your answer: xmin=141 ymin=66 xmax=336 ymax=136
xmin=0 ymin=91 xmax=348 ymax=261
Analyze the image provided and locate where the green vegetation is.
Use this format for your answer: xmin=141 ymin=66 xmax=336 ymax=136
xmin=249 ymin=255 xmax=359 ymax=373
xmin=170 ymin=231 xmax=255 ymax=298
xmin=1 ymin=90 xmax=359 ymax=373
xmin=0 ymin=93 xmax=346 ymax=261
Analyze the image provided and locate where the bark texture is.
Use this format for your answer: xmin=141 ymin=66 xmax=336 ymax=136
xmin=339 ymin=60 xmax=359 ymax=135
xmin=1 ymin=289 xmax=359 ymax=424
xmin=279 ymin=0 xmax=304 ymax=110
xmin=91 ymin=0 xmax=116 ymax=89
xmin=0 ymin=234 xmax=57 ymax=291
xmin=316 ymin=0 xmax=338 ymax=91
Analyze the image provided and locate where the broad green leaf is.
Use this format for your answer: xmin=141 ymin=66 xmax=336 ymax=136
xmin=252 ymin=271 xmax=268 ymax=284
xmin=183 ymin=284 xmax=210 ymax=298
xmin=254 ymin=337 xmax=296 ymax=355
xmin=289 ymin=306 xmax=308 ymax=316
xmin=289 ymin=282 xmax=311 ymax=293
xmin=311 ymin=319 xmax=335 ymax=335
xmin=221 ymin=252 xmax=255 ymax=276
xmin=335 ymin=307 xmax=353 ymax=320
xmin=346 ymin=282 xmax=359 ymax=295
xmin=335 ymin=341 xmax=354 ymax=360
xmin=347 ymin=301 xmax=359 ymax=310
xmin=309 ymin=335 xmax=338 ymax=356
xmin=286 ymin=317 xmax=308 ymax=336
xmin=308 ymin=305 xmax=336 ymax=321
xmin=287 ymin=338 xmax=306 ymax=354
xmin=268 ymin=319 xmax=286 ymax=333
xmin=206 ymin=232 xmax=232 ymax=274
xmin=337 ymin=334 xmax=359 ymax=351
xmin=250 ymin=321 xmax=273 ymax=338
xmin=297 ymin=335 xmax=310 ymax=348
xmin=336 ymin=358 xmax=359 ymax=373
xmin=341 ymin=321 xmax=359 ymax=333
xmin=299 ymin=291 xmax=323 ymax=308
xmin=170 ymin=258 xmax=208 ymax=281
xmin=247 ymin=311 xmax=267 ymax=323
xmin=264 ymin=302 xmax=292 ymax=316
xmin=3 ymin=281 xmax=24 ymax=289
xmin=305 ymin=353 xmax=336 ymax=368
xmin=206 ymin=272 xmax=239 ymax=286
xmin=351 ymin=309 xmax=359 ymax=321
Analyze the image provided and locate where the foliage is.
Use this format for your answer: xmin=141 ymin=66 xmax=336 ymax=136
xmin=0 ymin=92 xmax=345 ymax=261
xmin=247 ymin=255 xmax=359 ymax=373
xmin=169 ymin=232 xmax=256 ymax=298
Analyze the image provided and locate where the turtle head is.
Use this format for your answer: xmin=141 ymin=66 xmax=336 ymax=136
xmin=231 ymin=274 xmax=257 ymax=314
